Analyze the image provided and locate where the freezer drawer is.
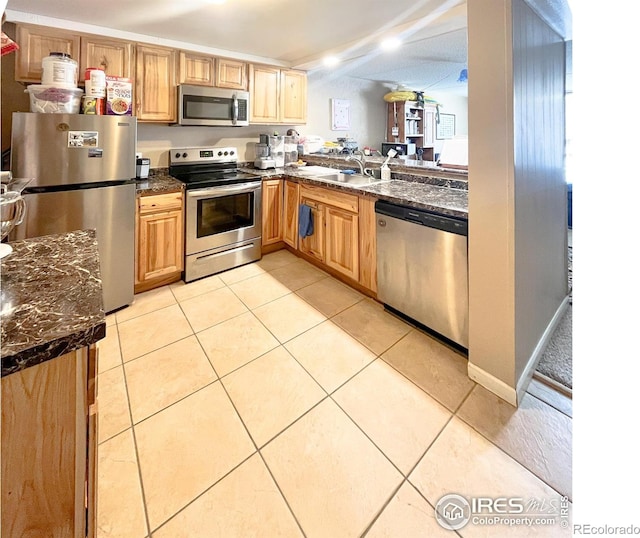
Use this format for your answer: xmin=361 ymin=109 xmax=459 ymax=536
xmin=376 ymin=203 xmax=468 ymax=348
xmin=12 ymin=183 xmax=136 ymax=313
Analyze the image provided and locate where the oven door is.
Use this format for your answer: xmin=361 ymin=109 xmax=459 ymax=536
xmin=185 ymin=181 xmax=262 ymax=256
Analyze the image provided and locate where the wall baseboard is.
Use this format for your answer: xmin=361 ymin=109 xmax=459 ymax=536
xmin=516 ymin=294 xmax=571 ymax=403
xmin=468 ymin=363 xmax=518 ymax=406
xmin=468 ymin=294 xmax=571 ymax=407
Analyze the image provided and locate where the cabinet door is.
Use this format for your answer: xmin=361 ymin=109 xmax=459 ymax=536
xmin=358 ymin=197 xmax=377 ymax=293
xmin=135 ymin=44 xmax=177 ymax=122
xmin=138 ymin=209 xmax=184 ymax=281
xmin=282 ymin=180 xmax=299 ymax=249
xmin=81 ymin=36 xmax=134 ymax=79
xmin=262 ymin=179 xmax=283 ymax=246
xmin=298 ymin=199 xmax=324 ymax=262
xmin=324 ymin=206 xmax=359 ymax=280
xmin=1 ymin=349 xmax=88 ymax=537
xmin=15 ymin=24 xmax=80 ymax=83
xmin=249 ymin=64 xmax=280 ymax=124
xmin=216 ymin=58 xmax=247 ymax=89
xmin=280 ymin=70 xmax=307 ymax=124
xmin=179 ymin=51 xmax=215 ymax=86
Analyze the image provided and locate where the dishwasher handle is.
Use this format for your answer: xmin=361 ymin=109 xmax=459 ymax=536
xmin=375 ymin=200 xmax=467 ymax=236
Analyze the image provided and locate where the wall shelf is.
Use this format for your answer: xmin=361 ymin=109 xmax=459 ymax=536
xmin=386 ymin=100 xmax=437 ymax=160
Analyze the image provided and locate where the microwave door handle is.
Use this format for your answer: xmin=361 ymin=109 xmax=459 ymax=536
xmin=188 ymin=182 xmax=260 ymax=198
xmin=232 ymin=95 xmax=238 ymax=125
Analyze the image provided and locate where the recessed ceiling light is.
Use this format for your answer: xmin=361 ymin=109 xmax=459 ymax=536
xmin=380 ymin=38 xmax=402 ymax=51
xmin=323 ymin=56 xmax=340 ymax=67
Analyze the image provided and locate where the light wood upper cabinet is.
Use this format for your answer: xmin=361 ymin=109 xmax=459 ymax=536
xmin=80 ymin=36 xmax=134 ymax=79
xmin=135 ymin=44 xmax=177 ymax=122
xmin=282 ymin=180 xmax=300 ymax=249
xmin=262 ymin=179 xmax=283 ymax=246
xmin=216 ymin=58 xmax=247 ymax=89
xmin=14 ymin=24 xmax=80 ymax=83
xmin=249 ymin=64 xmax=280 ymax=124
xmin=179 ymin=51 xmax=215 ymax=86
xmin=249 ymin=64 xmax=307 ymax=125
xmin=280 ymin=69 xmax=307 ymax=124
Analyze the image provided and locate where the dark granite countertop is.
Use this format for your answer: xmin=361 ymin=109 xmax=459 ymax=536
xmin=136 ymin=169 xmax=184 ymax=196
xmin=135 ymin=162 xmax=467 ymax=219
xmin=1 ymin=230 xmax=106 ymax=377
xmin=239 ymin=165 xmax=468 ymax=220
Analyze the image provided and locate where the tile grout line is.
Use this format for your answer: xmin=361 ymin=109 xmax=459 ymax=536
xmin=453 ymin=390 xmax=573 ymax=501
xmin=215 ymin=372 xmax=310 ymax=538
xmin=110 ymin=352 xmax=154 ymax=538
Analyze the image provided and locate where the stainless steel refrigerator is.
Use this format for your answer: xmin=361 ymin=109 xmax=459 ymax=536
xmin=10 ymin=112 xmax=137 ymax=313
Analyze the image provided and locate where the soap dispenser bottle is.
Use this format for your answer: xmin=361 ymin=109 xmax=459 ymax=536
xmin=380 ymin=163 xmax=391 ymax=180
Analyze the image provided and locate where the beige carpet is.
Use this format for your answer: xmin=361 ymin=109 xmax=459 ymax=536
xmin=535 ymin=246 xmax=572 ymax=391
xmin=535 ymin=304 xmax=572 ymax=390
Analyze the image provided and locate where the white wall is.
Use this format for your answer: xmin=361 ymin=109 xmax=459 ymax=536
xmin=303 ymin=72 xmax=388 ymax=150
xmin=428 ymin=91 xmax=469 ymax=155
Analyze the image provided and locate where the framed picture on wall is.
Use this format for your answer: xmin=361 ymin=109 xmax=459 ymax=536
xmin=437 ymin=113 xmax=456 ymax=139
xmin=331 ymin=98 xmax=351 ymax=130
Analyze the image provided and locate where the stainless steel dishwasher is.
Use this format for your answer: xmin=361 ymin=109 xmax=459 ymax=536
xmin=376 ymin=200 xmax=468 ymax=348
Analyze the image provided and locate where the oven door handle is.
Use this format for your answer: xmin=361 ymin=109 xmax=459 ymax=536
xmin=187 ymin=182 xmax=261 ymax=199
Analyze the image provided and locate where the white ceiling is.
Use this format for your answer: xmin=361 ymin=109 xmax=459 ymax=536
xmin=5 ymin=0 xmax=469 ymax=95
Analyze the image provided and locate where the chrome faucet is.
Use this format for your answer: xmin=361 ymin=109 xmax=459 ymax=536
xmin=345 ymin=150 xmax=366 ymax=175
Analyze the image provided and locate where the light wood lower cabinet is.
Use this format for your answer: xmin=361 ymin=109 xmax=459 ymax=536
xmin=324 ymin=205 xmax=359 ymax=281
xmin=1 ymin=344 xmax=98 ymax=538
xmin=299 ymin=184 xmax=359 ymax=281
xmin=135 ymin=191 xmax=184 ymax=293
xmin=283 ymin=180 xmax=300 ymax=249
xmin=358 ymin=197 xmax=378 ymax=293
xmin=299 ymin=197 xmax=326 ymax=262
xmin=262 ymin=179 xmax=283 ymax=246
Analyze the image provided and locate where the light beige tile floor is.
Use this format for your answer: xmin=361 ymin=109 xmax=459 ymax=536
xmin=97 ymin=251 xmax=573 ymax=538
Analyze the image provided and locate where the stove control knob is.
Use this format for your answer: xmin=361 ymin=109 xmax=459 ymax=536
xmin=182 ymin=152 xmax=188 ymax=159
xmin=175 ymin=152 xmax=181 ymax=159
xmin=229 ymin=150 xmax=235 ymax=156
xmin=224 ymin=151 xmax=229 ymax=156
xmin=218 ymin=151 xmax=223 ymax=156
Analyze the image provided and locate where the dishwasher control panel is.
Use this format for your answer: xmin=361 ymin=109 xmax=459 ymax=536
xmin=375 ymin=200 xmax=467 ymax=236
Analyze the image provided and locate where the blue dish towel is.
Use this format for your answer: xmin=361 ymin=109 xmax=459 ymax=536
xmin=298 ymin=204 xmax=314 ymax=238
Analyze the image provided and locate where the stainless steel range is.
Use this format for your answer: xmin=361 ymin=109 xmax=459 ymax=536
xmin=169 ymin=146 xmax=262 ymax=282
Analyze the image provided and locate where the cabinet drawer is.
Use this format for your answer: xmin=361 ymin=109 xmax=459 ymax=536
xmin=299 ymin=184 xmax=358 ymax=213
xmin=138 ymin=192 xmax=183 ymax=213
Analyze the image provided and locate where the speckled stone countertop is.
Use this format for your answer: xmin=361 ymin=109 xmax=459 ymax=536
xmin=1 ymin=230 xmax=106 ymax=377
xmin=136 ymin=162 xmax=468 ymax=219
xmin=136 ymin=168 xmax=184 ymax=196
xmin=239 ymin=164 xmax=468 ymax=220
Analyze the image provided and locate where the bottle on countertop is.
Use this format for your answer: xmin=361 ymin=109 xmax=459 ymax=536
xmin=380 ymin=163 xmax=391 ymax=180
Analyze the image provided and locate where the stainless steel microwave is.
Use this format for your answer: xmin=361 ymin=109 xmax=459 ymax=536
xmin=178 ymin=85 xmax=249 ymax=127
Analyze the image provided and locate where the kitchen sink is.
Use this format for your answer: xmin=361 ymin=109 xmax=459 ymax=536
xmin=296 ymin=165 xmax=388 ymax=186
xmin=315 ymin=172 xmax=386 ymax=186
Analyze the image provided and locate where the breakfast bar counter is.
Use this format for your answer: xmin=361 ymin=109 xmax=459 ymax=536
xmin=0 ymin=229 xmax=106 ymax=377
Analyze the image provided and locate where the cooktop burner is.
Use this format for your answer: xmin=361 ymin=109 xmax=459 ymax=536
xmin=169 ymin=145 xmax=260 ymax=189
